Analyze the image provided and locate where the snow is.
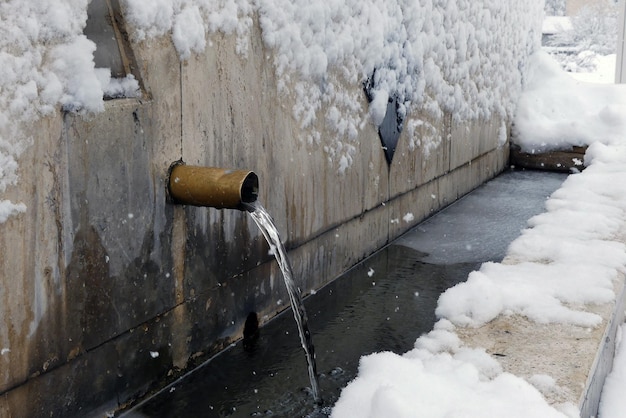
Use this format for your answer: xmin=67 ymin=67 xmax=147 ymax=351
xmin=542 ymin=16 xmax=573 ymax=35
xmin=513 ymin=51 xmax=626 ymax=154
xmin=172 ymin=6 xmax=207 ymax=60
xmin=98 ymin=72 xmax=141 ymax=100
xmin=332 ymin=49 xmax=626 ymax=418
xmin=124 ymin=0 xmax=254 ymax=54
xmin=126 ymin=0 xmax=543 ymax=171
xmin=0 ymin=0 xmax=140 ymax=223
xmin=569 ymin=54 xmax=618 ymax=84
xmin=1 ymin=1 xmax=544 ymax=221
xmin=334 ymin=352 xmax=562 ymax=418
xmin=438 ymin=261 xmax=617 ymax=328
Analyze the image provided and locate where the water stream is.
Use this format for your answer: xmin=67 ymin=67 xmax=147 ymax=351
xmin=245 ymin=201 xmax=321 ymax=403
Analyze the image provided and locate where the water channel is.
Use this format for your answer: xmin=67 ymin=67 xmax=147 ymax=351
xmin=124 ymin=169 xmax=567 ymax=418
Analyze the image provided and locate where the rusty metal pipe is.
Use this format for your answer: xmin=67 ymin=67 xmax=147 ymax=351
xmin=168 ymin=163 xmax=258 ymax=210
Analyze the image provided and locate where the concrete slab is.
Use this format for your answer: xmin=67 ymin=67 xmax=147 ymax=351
xmin=454 ymin=266 xmax=626 ymax=417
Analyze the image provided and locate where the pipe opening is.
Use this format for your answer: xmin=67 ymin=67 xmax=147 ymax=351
xmin=241 ymin=172 xmax=259 ymax=204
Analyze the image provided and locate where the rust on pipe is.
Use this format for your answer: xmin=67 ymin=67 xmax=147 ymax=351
xmin=168 ymin=163 xmax=258 ymax=210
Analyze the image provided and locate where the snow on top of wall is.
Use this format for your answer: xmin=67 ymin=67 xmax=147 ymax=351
xmin=1 ymin=0 xmax=93 ymax=221
xmin=0 ymin=0 xmax=543 ymax=221
xmin=255 ymin=0 xmax=543 ymax=170
xmin=123 ymin=0 xmax=254 ymax=56
xmin=124 ymin=0 xmax=544 ymax=171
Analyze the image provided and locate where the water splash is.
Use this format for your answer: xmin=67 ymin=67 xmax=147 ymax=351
xmin=246 ymin=201 xmax=321 ymax=403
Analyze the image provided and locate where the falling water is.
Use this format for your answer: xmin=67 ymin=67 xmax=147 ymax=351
xmin=245 ymin=201 xmax=321 ymax=403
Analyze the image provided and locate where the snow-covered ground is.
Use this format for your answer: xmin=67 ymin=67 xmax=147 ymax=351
xmin=513 ymin=52 xmax=625 ymax=154
xmin=331 ymin=53 xmax=626 ymax=417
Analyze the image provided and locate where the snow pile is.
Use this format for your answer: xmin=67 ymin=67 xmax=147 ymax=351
xmin=513 ymin=51 xmax=626 ymax=153
xmin=96 ymin=71 xmax=141 ymax=99
xmin=124 ymin=0 xmax=254 ymax=56
xmin=332 ymin=53 xmax=626 ymax=417
xmin=569 ymin=54 xmax=617 ymax=84
xmin=332 ymin=322 xmax=574 ymax=418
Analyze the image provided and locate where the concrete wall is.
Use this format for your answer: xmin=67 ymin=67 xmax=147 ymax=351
xmin=0 ymin=19 xmax=509 ymax=418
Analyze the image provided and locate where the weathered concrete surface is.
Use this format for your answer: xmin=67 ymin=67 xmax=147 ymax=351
xmin=0 ymin=16 xmax=510 ymax=418
xmin=455 ymin=261 xmax=626 ymax=418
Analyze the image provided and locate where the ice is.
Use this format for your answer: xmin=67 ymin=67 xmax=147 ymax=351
xmin=396 ymin=171 xmax=567 ymax=265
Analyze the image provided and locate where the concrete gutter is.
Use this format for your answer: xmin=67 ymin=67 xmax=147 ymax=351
xmin=455 ymin=259 xmax=626 ymax=417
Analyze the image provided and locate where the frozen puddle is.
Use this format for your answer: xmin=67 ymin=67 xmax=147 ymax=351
xmin=123 ymin=169 xmax=567 ymax=417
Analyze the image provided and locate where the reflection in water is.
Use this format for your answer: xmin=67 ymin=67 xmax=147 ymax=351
xmin=130 ymin=245 xmax=480 ymax=417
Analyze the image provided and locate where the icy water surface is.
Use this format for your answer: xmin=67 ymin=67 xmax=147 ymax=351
xmin=125 ymin=169 xmax=567 ymax=418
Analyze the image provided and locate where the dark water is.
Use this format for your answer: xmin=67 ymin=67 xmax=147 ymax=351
xmin=128 ymin=246 xmax=479 ymax=418
xmin=125 ymin=169 xmax=567 ymax=418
